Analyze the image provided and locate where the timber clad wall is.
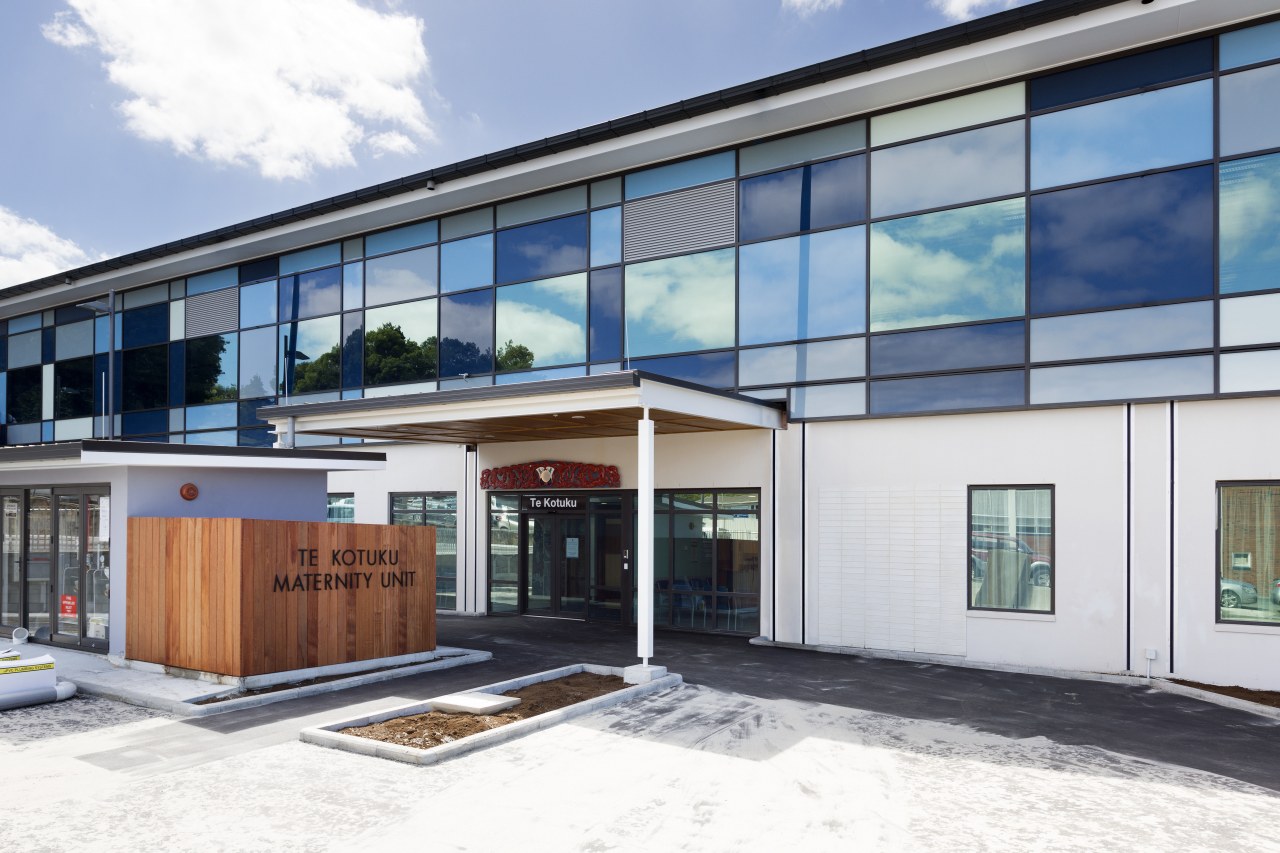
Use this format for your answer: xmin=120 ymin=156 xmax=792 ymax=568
xmin=127 ymin=517 xmax=436 ymax=677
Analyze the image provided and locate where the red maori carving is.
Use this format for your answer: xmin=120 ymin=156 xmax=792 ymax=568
xmin=480 ymin=460 xmax=621 ymax=490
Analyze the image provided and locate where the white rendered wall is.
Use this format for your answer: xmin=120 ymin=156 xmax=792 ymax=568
xmin=1173 ymin=397 xmax=1280 ymax=691
xmin=804 ymin=407 xmax=1128 ymax=674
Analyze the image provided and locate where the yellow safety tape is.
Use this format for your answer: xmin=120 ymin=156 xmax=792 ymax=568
xmin=0 ymin=663 xmax=55 ymax=674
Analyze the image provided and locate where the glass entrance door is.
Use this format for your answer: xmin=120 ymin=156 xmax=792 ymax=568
xmin=24 ymin=489 xmax=52 ymax=637
xmin=524 ymin=514 xmax=588 ymax=618
xmin=16 ymin=489 xmax=110 ymax=649
xmin=54 ymin=494 xmax=83 ymax=641
xmin=0 ymin=494 xmax=20 ymax=631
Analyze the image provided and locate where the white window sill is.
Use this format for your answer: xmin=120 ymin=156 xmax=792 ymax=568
xmin=967 ymin=609 xmax=1056 ymax=622
xmin=1214 ymin=621 xmax=1280 ymax=636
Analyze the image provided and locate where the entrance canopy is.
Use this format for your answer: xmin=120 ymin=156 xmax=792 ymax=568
xmin=259 ymin=371 xmax=786 ymax=444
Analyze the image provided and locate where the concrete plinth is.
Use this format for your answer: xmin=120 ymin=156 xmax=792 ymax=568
xmin=623 ymin=664 xmax=668 ymax=685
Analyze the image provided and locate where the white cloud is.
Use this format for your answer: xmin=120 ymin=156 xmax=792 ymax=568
xmin=930 ymin=1 xmax=1020 ymax=22
xmin=782 ymin=0 xmax=844 ymax=17
xmin=43 ymin=0 xmax=437 ymax=180
xmin=0 ymin=207 xmax=96 ymax=289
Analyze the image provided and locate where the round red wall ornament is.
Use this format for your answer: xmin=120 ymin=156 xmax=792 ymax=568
xmin=179 ymin=483 xmax=199 ymax=501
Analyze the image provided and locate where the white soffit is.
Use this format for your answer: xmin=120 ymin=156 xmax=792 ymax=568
xmin=16 ymin=0 xmax=1275 ymax=310
xmin=76 ymin=450 xmax=384 ymax=471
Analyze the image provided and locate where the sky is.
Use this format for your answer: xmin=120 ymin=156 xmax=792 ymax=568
xmin=0 ymin=0 xmax=1033 ymax=289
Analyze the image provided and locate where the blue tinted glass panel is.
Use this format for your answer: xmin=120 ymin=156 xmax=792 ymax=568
xmin=740 ymin=167 xmax=803 ymax=242
xmin=279 ymin=266 xmax=341 ymax=321
xmin=871 ymin=370 xmax=1024 ymax=414
xmin=185 ymin=334 xmax=237 ymax=404
xmin=497 ymin=186 xmax=587 ymax=228
xmin=185 ymin=430 xmax=237 ymax=447
xmin=342 ymin=263 xmax=363 ymax=309
xmin=186 ymin=402 xmax=237 ymax=431
xmin=238 ymin=257 xmax=278 ymax=285
xmin=1030 ymin=356 xmax=1212 ymax=404
xmin=808 ymin=154 xmax=866 ymax=231
xmin=7 ymin=332 xmax=40 ymax=368
xmin=239 ymin=327 xmax=276 ymax=398
xmin=342 ymin=313 xmax=362 ymax=388
xmin=94 ymin=315 xmax=109 ymax=354
xmin=496 ymin=214 xmax=588 ymax=284
xmin=121 ymin=345 xmax=167 ymax=411
xmin=1030 ymin=39 xmax=1212 ymax=111
xmin=625 ymin=249 xmax=735 ymax=357
xmin=168 ymin=342 xmax=184 ymax=408
xmin=121 ymin=409 xmax=168 ymax=436
xmin=364 ymin=301 xmax=437 ymax=386
xmin=739 ymin=121 xmax=866 ymax=175
xmin=1031 ymin=302 xmax=1212 ymax=362
xmin=441 ymin=208 xmax=492 ymax=241
xmin=589 ymin=267 xmax=622 ymax=362
xmin=495 ymin=366 xmax=586 ymax=385
xmin=495 ymin=274 xmax=586 ymax=370
xmin=9 ymin=314 xmax=40 ymax=334
xmin=1030 ymin=81 xmax=1212 ymax=190
xmin=238 ymin=427 xmax=273 ymax=447
xmin=739 ymin=338 xmax=865 ymax=386
xmin=1221 ymin=154 xmax=1280 ymax=295
xmin=279 ymin=243 xmax=341 ymax=275
xmin=590 ymin=207 xmax=622 ymax=267
xmin=1029 ymin=167 xmax=1213 ymax=313
xmin=872 ymin=122 xmax=1023 ymax=217
xmin=55 ymin=305 xmax=93 ymax=324
xmin=55 ymin=320 xmax=94 ymax=361
xmin=789 ymin=382 xmax=866 ymax=419
xmin=441 ymin=234 xmax=494 ymax=293
xmin=365 ymin=246 xmax=438 ymax=307
xmin=238 ymin=398 xmax=272 ymax=428
xmin=1220 ymin=64 xmax=1280 ymax=157
xmin=1221 ymin=20 xmax=1280 ymax=70
xmin=121 ymin=303 xmax=168 ymax=349
xmin=625 ymin=152 xmax=735 ymax=200
xmin=440 ymin=290 xmax=493 ymax=377
xmin=629 ymin=351 xmax=735 ymax=388
xmin=280 ymin=316 xmax=340 ymax=395
xmin=871 ymin=321 xmax=1024 ymax=376
xmin=871 ymin=199 xmax=1025 ymax=331
xmin=739 ymin=227 xmax=866 ymax=345
xmin=365 ymin=221 xmax=438 ymax=257
xmin=239 ymin=280 xmax=277 ymax=327
xmin=186 ymin=268 xmax=237 ymax=295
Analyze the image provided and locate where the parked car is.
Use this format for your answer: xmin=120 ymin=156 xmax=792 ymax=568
xmin=970 ymin=533 xmax=1051 ymax=587
xmin=1219 ymin=577 xmax=1258 ymax=609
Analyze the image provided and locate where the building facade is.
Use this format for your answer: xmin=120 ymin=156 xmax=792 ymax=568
xmin=3 ymin=0 xmax=1280 ymax=689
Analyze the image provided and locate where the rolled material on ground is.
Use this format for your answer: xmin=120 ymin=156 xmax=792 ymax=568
xmin=0 ymin=681 xmax=77 ymax=711
xmin=0 ymin=655 xmax=78 ymax=709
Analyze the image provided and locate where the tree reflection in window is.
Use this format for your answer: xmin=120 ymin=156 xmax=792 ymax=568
xmin=185 ymin=334 xmax=238 ymax=404
xmin=363 ymin=322 xmax=437 ymax=385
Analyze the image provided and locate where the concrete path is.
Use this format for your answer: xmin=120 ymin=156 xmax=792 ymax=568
xmin=1 ymin=616 xmax=1277 ymax=851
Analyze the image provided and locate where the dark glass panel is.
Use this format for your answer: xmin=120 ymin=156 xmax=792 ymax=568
xmin=342 ymin=312 xmax=363 ymax=388
xmin=121 ymin=345 xmax=168 ymax=411
xmin=280 ymin=317 xmax=340 ymax=395
xmin=1029 ymin=38 xmax=1213 ymax=111
xmin=1029 ymin=167 xmax=1213 ymax=314
xmin=185 ymin=334 xmax=238 ymax=405
xmin=121 ymin=303 xmax=168 ymax=349
xmin=278 ymin=266 xmax=341 ymax=321
xmin=871 ymin=322 xmax=1025 ymax=376
xmin=365 ymin=246 xmax=438 ymax=307
xmin=55 ymin=305 xmax=94 ymax=324
xmin=6 ymin=365 xmax=41 ymax=423
xmin=808 ymin=153 xmax=867 ymax=230
xmin=121 ymin=409 xmax=167 ymax=436
xmin=629 ymin=351 xmax=735 ymax=388
xmin=870 ymin=370 xmax=1025 ymax=414
xmin=495 ymin=213 xmax=588 ymax=284
xmin=364 ymin=301 xmax=437 ymax=386
xmin=739 ymin=167 xmax=803 ymax=242
xmin=238 ymin=398 xmax=274 ymax=427
xmin=41 ymin=328 xmax=54 ymax=364
xmin=239 ymin=256 xmax=279 ymax=284
xmin=168 ymin=342 xmax=184 ymax=410
xmin=238 ymin=427 xmax=273 ymax=447
xmin=589 ymin=267 xmax=622 ymax=362
xmin=440 ymin=290 xmax=494 ymax=377
xmin=54 ymin=357 xmax=93 ymax=419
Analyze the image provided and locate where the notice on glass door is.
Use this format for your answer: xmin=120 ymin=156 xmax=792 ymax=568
xmin=565 ymin=537 xmax=579 ymax=558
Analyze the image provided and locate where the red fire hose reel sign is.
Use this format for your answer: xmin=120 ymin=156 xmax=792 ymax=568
xmin=60 ymin=595 xmax=77 ymax=617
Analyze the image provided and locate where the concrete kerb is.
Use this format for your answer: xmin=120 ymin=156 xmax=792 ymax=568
xmin=299 ymin=663 xmax=684 ymax=766
xmin=75 ymin=650 xmax=493 ymax=718
xmin=752 ymin=637 xmax=1280 ymax=722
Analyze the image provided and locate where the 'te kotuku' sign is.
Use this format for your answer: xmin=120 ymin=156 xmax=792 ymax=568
xmin=127 ymin=518 xmax=436 ymax=677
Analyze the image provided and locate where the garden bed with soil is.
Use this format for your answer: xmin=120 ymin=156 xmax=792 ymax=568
xmin=299 ymin=663 xmax=682 ymax=766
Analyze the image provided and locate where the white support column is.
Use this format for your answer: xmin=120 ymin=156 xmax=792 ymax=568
xmin=637 ymin=408 xmax=655 ymax=665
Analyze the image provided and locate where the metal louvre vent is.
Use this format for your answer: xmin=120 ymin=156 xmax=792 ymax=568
xmin=185 ymin=287 xmax=239 ymax=337
xmin=623 ymin=180 xmax=736 ymax=263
